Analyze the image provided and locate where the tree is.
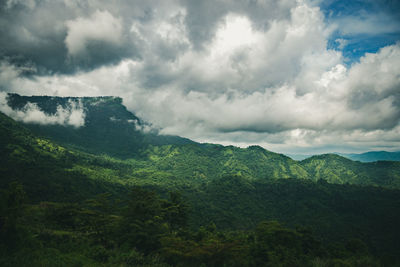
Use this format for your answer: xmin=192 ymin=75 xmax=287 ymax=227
xmin=118 ymin=187 xmax=165 ymax=253
xmin=0 ymin=182 xmax=27 ymax=252
xmin=163 ymin=191 xmax=189 ymax=231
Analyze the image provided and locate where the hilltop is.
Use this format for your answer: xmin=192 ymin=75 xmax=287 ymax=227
xmin=5 ymin=93 xmax=194 ymax=158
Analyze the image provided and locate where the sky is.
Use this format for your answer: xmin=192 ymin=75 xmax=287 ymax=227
xmin=0 ymin=0 xmax=399 ymax=154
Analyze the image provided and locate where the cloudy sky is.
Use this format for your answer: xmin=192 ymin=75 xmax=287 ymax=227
xmin=0 ymin=0 xmax=400 ymax=154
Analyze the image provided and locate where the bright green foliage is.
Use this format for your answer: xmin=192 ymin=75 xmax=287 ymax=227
xmin=300 ymin=154 xmax=400 ymax=187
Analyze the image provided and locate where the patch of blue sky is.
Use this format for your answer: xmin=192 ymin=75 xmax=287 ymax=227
xmin=318 ymin=0 xmax=400 ymax=64
xmin=327 ymin=34 xmax=400 ymax=65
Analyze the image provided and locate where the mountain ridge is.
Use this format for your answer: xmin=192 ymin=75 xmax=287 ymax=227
xmin=340 ymin=150 xmax=400 ymax=162
xmin=3 ymin=94 xmax=400 ymax=189
xmin=287 ymin=151 xmax=400 ymax=162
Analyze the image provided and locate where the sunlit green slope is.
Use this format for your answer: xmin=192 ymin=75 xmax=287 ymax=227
xmin=300 ymin=154 xmax=400 ymax=188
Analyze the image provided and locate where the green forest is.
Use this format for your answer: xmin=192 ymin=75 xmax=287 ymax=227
xmin=1 ymin=95 xmax=400 ymax=266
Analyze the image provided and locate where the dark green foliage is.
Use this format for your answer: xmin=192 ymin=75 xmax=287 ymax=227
xmin=6 ymin=93 xmax=193 ymax=158
xmin=251 ymin=221 xmax=323 ymax=266
xmin=118 ymin=187 xmax=165 ymax=253
xmin=187 ymin=175 xmax=400 ymax=260
xmin=0 ymin=183 xmax=387 ymax=266
xmin=163 ymin=192 xmax=189 ymax=231
xmin=0 ymin=182 xmax=28 ymax=252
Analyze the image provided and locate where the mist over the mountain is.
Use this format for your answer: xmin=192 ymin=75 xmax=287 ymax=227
xmin=0 ymin=92 xmax=86 ymax=127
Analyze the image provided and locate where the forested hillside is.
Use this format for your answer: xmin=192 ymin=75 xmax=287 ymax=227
xmin=6 ymin=93 xmax=194 ymax=158
xmin=1 ymin=95 xmax=400 ymax=266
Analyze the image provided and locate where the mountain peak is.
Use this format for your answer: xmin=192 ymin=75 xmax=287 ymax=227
xmin=3 ymin=93 xmax=193 ymax=158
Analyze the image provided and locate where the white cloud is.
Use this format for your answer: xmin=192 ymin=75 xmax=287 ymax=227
xmin=65 ymin=10 xmax=123 ymax=56
xmin=1 ymin=0 xmax=400 ymax=153
xmin=0 ymin=92 xmax=85 ymax=128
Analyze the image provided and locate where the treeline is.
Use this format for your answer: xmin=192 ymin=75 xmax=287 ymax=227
xmin=187 ymin=176 xmax=400 ymax=261
xmin=0 ymin=183 xmax=385 ymax=267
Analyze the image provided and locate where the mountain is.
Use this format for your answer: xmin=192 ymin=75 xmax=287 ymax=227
xmin=5 ymin=93 xmax=194 ymax=158
xmin=0 ymin=111 xmax=129 ymax=202
xmin=340 ymin=151 xmax=400 ymax=162
xmin=4 ymin=94 xmax=400 ymax=189
xmin=1 ymin=106 xmax=400 ymax=265
xmin=287 ymin=151 xmax=400 ymax=162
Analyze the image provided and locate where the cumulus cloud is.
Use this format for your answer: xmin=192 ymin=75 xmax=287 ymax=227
xmin=0 ymin=92 xmax=85 ymax=128
xmin=0 ymin=0 xmax=399 ymax=153
xmin=65 ymin=10 xmax=123 ymax=57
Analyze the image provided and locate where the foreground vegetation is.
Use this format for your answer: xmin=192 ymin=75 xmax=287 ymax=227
xmin=0 ymin=183 xmax=390 ymax=266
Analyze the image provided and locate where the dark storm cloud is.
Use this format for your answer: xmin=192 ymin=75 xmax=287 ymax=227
xmin=0 ymin=0 xmax=145 ymax=74
xmin=0 ymin=0 xmax=297 ymax=75
xmin=0 ymin=1 xmax=69 ymax=73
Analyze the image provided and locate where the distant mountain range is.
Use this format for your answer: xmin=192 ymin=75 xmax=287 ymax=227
xmin=287 ymin=151 xmax=400 ymax=162
xmin=339 ymin=151 xmax=400 ymax=162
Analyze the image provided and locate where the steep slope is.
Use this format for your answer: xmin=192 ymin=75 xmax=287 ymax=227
xmin=6 ymin=93 xmax=193 ymax=158
xmin=0 ymin=111 xmax=129 ymax=202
